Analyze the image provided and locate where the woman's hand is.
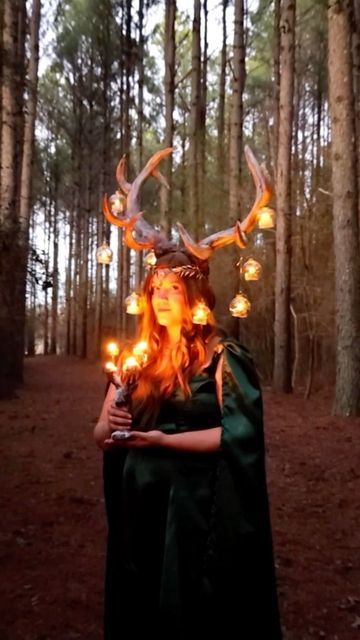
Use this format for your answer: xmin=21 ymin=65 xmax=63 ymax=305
xmin=108 ymin=403 xmax=133 ymax=433
xmin=104 ymin=429 xmax=165 ymax=449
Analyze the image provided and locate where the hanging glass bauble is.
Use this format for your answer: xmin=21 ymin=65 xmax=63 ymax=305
xmin=242 ymin=258 xmax=262 ymax=281
xmin=229 ymin=293 xmax=251 ymax=318
xmin=109 ymin=191 xmax=126 ymax=214
xmin=257 ymin=206 xmax=275 ymax=229
xmin=144 ymin=250 xmax=157 ymax=269
xmin=96 ymin=240 xmax=113 ymax=265
xmin=125 ymin=292 xmax=144 ymax=315
xmin=191 ymin=301 xmax=210 ymax=325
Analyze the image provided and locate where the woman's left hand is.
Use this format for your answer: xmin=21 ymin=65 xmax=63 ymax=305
xmin=104 ymin=430 xmax=165 ymax=449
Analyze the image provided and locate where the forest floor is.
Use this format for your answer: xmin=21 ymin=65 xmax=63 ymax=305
xmin=0 ymin=355 xmax=359 ymax=640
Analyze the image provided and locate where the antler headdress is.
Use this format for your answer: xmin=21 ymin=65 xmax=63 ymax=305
xmin=103 ymin=145 xmax=272 ymax=260
xmin=102 ymin=146 xmax=274 ymax=317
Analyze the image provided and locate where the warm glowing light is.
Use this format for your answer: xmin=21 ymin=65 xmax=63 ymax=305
xmin=125 ymin=292 xmax=144 ymax=315
xmin=191 ymin=301 xmax=210 ymax=325
xmin=242 ymin=258 xmax=262 ymax=281
xmin=109 ymin=191 xmax=126 ymax=214
xmin=107 ymin=341 xmax=120 ymax=357
xmin=133 ymin=341 xmax=149 ymax=365
xmin=257 ymin=207 xmax=275 ymax=229
xmin=104 ymin=361 xmax=117 ymax=373
xmin=144 ymin=250 xmax=157 ymax=268
xmin=96 ymin=240 xmax=113 ymax=265
xmin=122 ymin=356 xmax=141 ymax=373
xmin=229 ymin=293 xmax=251 ymax=318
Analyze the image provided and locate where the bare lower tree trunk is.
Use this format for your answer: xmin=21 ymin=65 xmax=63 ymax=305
xmin=217 ymin=0 xmax=227 ymax=180
xmin=229 ymin=0 xmax=245 ymax=223
xmin=50 ymin=198 xmax=59 ymax=354
xmin=272 ymin=0 xmax=281 ymax=176
xmin=225 ymin=0 xmax=245 ymax=337
xmin=160 ymin=0 xmax=176 ymax=237
xmin=350 ymin=0 xmax=360 ymax=224
xmin=0 ymin=0 xmax=26 ymax=396
xmin=273 ymin=0 xmax=296 ymax=393
xmin=21 ymin=0 xmax=41 ymax=357
xmin=328 ymin=0 xmax=360 ymax=415
xmin=65 ymin=208 xmax=74 ymax=355
xmin=189 ymin=0 xmax=201 ymax=239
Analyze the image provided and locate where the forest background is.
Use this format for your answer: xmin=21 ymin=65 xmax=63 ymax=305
xmin=0 ymin=0 xmax=359 ymax=416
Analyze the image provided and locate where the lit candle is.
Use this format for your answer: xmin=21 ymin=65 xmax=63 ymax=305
xmin=104 ymin=361 xmax=117 ymax=373
xmin=107 ymin=342 xmax=120 ymax=358
xmin=132 ymin=341 xmax=149 ymax=365
xmin=122 ymin=356 xmax=141 ymax=374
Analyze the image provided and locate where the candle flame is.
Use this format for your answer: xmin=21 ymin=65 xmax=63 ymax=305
xmin=107 ymin=341 xmax=120 ymax=357
xmin=122 ymin=356 xmax=141 ymax=372
xmin=133 ymin=341 xmax=149 ymax=364
xmin=104 ymin=361 xmax=117 ymax=373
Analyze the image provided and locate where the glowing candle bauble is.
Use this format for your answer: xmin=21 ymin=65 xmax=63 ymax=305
xmin=109 ymin=191 xmax=126 ymax=214
xmin=144 ymin=250 xmax=157 ymax=268
xmin=229 ymin=293 xmax=251 ymax=318
xmin=257 ymin=207 xmax=275 ymax=229
xmin=125 ymin=292 xmax=144 ymax=315
xmin=191 ymin=301 xmax=210 ymax=325
xmin=96 ymin=241 xmax=113 ymax=265
xmin=242 ymin=258 xmax=262 ymax=281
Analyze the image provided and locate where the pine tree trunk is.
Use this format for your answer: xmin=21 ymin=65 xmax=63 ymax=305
xmin=217 ymin=0 xmax=227 ymax=180
xmin=65 ymin=208 xmax=74 ymax=355
xmin=328 ymin=0 xmax=360 ymax=415
xmin=224 ymin=0 xmax=245 ymax=337
xmin=229 ymin=0 xmax=245 ymax=224
xmin=20 ymin=0 xmax=41 ymax=358
xmin=273 ymin=0 xmax=296 ymax=393
xmin=160 ymin=0 xmax=176 ymax=237
xmin=50 ymin=193 xmax=59 ymax=355
xmin=350 ymin=0 xmax=360 ymax=223
xmin=135 ymin=0 xmax=145 ymax=287
xmin=189 ymin=0 xmax=201 ymax=239
xmin=0 ymin=0 xmax=26 ymax=397
xmin=272 ymin=0 xmax=281 ymax=175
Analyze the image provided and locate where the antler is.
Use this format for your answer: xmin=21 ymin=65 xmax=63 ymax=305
xmin=177 ymin=145 xmax=272 ymax=260
xmin=103 ymin=147 xmax=174 ymax=251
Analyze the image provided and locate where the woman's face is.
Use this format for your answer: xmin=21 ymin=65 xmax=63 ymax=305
xmin=151 ymin=270 xmax=187 ymax=328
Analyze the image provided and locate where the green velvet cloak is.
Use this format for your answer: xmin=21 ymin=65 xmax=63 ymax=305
xmin=102 ymin=337 xmax=282 ymax=639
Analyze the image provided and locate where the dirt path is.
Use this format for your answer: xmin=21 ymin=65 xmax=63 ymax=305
xmin=0 ymin=355 xmax=359 ymax=640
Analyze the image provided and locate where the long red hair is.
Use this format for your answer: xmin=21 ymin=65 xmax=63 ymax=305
xmin=119 ymin=253 xmax=219 ymax=428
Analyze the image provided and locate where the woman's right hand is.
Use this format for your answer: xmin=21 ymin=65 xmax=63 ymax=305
xmin=108 ymin=403 xmax=133 ymax=434
xmin=94 ymin=384 xmax=133 ymax=450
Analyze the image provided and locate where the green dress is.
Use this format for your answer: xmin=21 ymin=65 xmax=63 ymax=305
xmin=102 ymin=338 xmax=282 ymax=639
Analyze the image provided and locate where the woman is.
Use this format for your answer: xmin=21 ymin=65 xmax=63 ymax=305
xmin=94 ymin=249 xmax=283 ymax=640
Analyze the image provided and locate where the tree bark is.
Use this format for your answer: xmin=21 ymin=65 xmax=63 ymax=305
xmin=273 ymin=0 xmax=296 ymax=393
xmin=217 ymin=0 xmax=227 ymax=180
xmin=160 ymin=0 xmax=176 ymax=237
xmin=328 ymin=0 xmax=360 ymax=415
xmin=229 ymin=0 xmax=245 ymax=224
xmin=189 ymin=0 xmax=201 ymax=239
xmin=0 ymin=0 xmax=26 ymax=397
